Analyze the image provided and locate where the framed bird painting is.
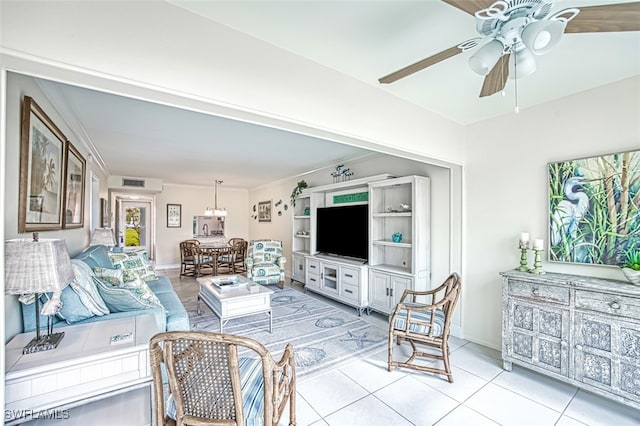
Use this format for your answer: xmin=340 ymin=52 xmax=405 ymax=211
xmin=548 ymin=149 xmax=640 ymax=266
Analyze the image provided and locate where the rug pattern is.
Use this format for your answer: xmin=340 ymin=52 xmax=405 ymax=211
xmin=183 ymin=287 xmax=388 ymax=377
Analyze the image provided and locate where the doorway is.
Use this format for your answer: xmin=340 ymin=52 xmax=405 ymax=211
xmin=114 ymin=194 xmax=155 ymax=259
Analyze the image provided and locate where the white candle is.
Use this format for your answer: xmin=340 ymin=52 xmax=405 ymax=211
xmin=533 ymin=239 xmax=544 ymax=250
xmin=520 ymin=232 xmax=529 ymax=245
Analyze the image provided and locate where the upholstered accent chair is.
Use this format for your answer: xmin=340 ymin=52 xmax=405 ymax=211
xmin=149 ymin=331 xmax=296 ymax=426
xmin=388 ymin=273 xmax=461 ymax=383
xmin=245 ymin=239 xmax=287 ymax=288
xmin=179 ymin=239 xmax=214 ymax=277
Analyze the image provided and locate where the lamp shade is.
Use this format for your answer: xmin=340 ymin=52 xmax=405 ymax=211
xmin=509 ymin=48 xmax=537 ymax=79
xmin=521 ymin=19 xmax=565 ymax=55
xmin=90 ymin=227 xmax=116 ymax=247
xmin=469 ymin=39 xmax=504 ymax=76
xmin=4 ymin=238 xmax=74 ymax=295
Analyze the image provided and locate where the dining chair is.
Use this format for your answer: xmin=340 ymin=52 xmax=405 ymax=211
xmin=149 ymin=331 xmax=296 ymax=426
xmin=217 ymin=238 xmax=248 ymax=274
xmin=179 ymin=239 xmax=214 ymax=277
xmin=388 ymin=273 xmax=461 ymax=383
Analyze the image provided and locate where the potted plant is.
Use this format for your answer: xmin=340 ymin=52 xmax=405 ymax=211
xmin=621 ymin=251 xmax=640 ymax=285
xmin=290 ymin=180 xmax=308 ymax=207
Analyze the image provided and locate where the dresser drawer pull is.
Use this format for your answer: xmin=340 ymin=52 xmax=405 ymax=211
xmin=309 ymin=278 xmax=317 ymax=283
xmin=345 ymin=273 xmax=354 ymax=278
xmin=609 ymin=301 xmax=621 ymax=310
xmin=309 ymin=265 xmax=317 ymax=269
xmin=344 ymin=289 xmax=353 ymax=294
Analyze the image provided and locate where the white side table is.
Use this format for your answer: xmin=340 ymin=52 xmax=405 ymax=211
xmin=5 ymin=313 xmax=157 ymax=425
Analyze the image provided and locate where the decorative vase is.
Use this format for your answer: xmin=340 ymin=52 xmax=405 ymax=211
xmin=391 ymin=232 xmax=403 ymax=243
xmin=622 ymin=267 xmax=640 ymax=285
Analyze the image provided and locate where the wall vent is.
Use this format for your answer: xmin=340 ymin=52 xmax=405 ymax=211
xmin=122 ymin=178 xmax=145 ymax=188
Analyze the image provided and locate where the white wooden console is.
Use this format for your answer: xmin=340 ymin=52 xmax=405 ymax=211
xmin=501 ymin=270 xmax=640 ymax=410
xmin=305 ymin=254 xmax=369 ymax=315
xmin=4 ymin=314 xmax=156 ymax=424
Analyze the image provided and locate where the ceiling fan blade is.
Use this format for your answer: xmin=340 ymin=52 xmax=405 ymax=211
xmin=479 ymin=54 xmax=510 ymax=98
xmin=441 ymin=0 xmax=494 ymax=16
xmin=379 ymin=46 xmax=462 ymax=84
xmin=564 ymin=2 xmax=640 ymax=33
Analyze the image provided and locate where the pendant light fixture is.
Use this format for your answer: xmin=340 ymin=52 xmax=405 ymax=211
xmin=204 ymin=179 xmax=227 ymax=217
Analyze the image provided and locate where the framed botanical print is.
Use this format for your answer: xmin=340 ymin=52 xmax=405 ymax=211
xmin=167 ymin=203 xmax=181 ymax=228
xmin=63 ymin=142 xmax=86 ymax=228
xmin=18 ymin=96 xmax=68 ymax=232
xmin=100 ymin=198 xmax=109 ymax=227
xmin=258 ymin=200 xmax=272 ymax=222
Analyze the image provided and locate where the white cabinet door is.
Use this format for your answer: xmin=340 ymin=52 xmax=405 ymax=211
xmin=369 ymin=271 xmax=391 ymax=313
xmin=390 ymin=275 xmax=411 ymax=307
xmin=292 ymin=253 xmax=305 ymax=283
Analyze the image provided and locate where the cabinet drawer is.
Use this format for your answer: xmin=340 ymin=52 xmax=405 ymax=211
xmin=307 ymin=259 xmax=320 ymax=273
xmin=508 ymin=280 xmax=569 ymax=305
xmin=306 ymin=273 xmax=320 ymax=288
xmin=575 ymin=290 xmax=640 ymax=320
xmin=341 ymin=267 xmax=360 ymax=286
xmin=341 ymin=283 xmax=359 ymax=302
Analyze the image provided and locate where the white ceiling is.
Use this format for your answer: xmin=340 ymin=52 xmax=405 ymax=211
xmin=31 ymin=0 xmax=640 ymax=189
xmin=171 ymin=0 xmax=640 ymax=124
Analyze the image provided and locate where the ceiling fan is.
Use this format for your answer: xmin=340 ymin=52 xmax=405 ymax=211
xmin=378 ymin=0 xmax=640 ymax=98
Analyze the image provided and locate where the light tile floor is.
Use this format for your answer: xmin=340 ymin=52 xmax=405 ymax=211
xmin=167 ymin=271 xmax=640 ymax=426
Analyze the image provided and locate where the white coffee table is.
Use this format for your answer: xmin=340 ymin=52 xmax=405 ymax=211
xmin=197 ymin=275 xmax=274 ymax=333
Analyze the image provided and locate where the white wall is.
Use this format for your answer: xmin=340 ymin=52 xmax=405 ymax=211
xmin=4 ymin=72 xmax=109 ymax=340
xmin=155 ymin=184 xmax=250 ymax=267
xmin=464 ymin=76 xmax=640 ymax=350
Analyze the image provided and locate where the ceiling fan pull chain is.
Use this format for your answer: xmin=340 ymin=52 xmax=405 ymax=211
xmin=513 ymin=52 xmax=519 ymax=114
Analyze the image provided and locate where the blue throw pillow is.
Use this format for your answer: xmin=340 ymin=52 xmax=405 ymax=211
xmin=41 ymin=287 xmax=96 ymax=324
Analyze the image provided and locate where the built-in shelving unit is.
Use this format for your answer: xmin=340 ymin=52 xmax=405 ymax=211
xmin=368 ymin=175 xmax=431 ymax=315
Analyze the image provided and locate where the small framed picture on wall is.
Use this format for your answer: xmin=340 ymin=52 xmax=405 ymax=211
xmin=167 ymin=203 xmax=181 ymax=228
xmin=258 ymin=200 xmax=272 ymax=222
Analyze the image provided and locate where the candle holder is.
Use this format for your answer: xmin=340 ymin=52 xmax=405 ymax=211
xmin=529 ymin=249 xmax=545 ymax=275
xmin=516 ymin=242 xmax=530 ymax=272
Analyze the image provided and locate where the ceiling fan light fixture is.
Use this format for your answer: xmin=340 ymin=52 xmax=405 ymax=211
xmin=521 ymin=19 xmax=565 ymax=55
xmin=468 ymin=39 xmax=504 ymax=75
xmin=509 ymin=48 xmax=537 ymax=79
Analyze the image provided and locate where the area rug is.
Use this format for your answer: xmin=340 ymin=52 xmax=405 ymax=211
xmin=181 ymin=287 xmax=388 ymax=378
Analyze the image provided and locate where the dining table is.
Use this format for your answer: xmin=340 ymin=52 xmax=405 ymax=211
xmin=199 ymin=242 xmax=232 ymax=276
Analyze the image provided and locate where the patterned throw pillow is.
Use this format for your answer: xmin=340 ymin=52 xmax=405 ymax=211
xmin=93 ymin=266 xmax=125 ymax=286
xmin=93 ymin=274 xmax=163 ymax=312
xmin=108 ymin=251 xmax=158 ymax=282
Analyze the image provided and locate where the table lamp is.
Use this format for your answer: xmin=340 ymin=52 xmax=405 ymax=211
xmin=5 ymin=234 xmax=75 ymax=354
xmin=90 ymin=227 xmax=116 ymax=248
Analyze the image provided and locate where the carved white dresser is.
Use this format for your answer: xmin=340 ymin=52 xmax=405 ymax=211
xmin=501 ymin=270 xmax=640 ymax=410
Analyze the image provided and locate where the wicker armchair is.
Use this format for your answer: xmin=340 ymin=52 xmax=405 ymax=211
xmin=388 ymin=273 xmax=461 ymax=383
xmin=150 ymin=331 xmax=296 ymax=426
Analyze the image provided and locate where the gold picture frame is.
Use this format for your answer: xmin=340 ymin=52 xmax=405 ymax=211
xmin=18 ymin=96 xmax=68 ymax=232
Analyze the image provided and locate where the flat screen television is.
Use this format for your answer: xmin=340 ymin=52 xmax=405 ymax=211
xmin=316 ymin=204 xmax=368 ymax=261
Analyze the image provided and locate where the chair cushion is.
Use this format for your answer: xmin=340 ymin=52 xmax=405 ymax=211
xmin=166 ymin=357 xmax=264 ymax=424
xmin=393 ymin=305 xmax=446 ymax=337
xmin=252 ymin=263 xmax=281 ymax=277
